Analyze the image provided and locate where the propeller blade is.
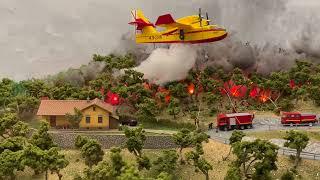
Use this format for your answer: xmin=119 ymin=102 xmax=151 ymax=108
xmin=199 ymin=8 xmax=202 ymax=27
xmin=206 ymin=12 xmax=210 ymax=25
xmin=131 ymin=11 xmax=135 ymax=19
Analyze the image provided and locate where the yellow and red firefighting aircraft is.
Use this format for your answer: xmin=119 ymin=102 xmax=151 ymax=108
xmin=129 ymin=9 xmax=227 ymax=44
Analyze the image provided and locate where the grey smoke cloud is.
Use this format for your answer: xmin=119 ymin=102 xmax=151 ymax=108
xmin=47 ymin=61 xmax=105 ymax=87
xmin=0 ymin=0 xmax=319 ymax=80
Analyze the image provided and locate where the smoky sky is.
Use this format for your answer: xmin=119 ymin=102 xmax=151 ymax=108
xmin=0 ymin=0 xmax=319 ymax=80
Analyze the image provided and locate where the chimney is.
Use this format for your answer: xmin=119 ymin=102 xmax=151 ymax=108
xmin=41 ymin=96 xmax=49 ymax=100
xmin=86 ymin=97 xmax=90 ymax=103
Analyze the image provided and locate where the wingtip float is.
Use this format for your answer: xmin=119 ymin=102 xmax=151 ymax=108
xmin=129 ymin=9 xmax=228 ymax=44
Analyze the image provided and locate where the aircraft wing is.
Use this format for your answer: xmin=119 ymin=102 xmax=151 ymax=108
xmin=155 ymin=14 xmax=193 ymax=30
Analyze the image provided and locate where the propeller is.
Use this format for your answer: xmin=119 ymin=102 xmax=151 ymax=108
xmin=199 ymin=8 xmax=202 ymax=27
xmin=206 ymin=12 xmax=210 ymax=25
xmin=130 ymin=10 xmax=137 ymax=33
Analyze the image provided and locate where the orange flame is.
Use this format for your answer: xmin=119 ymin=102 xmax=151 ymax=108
xmin=143 ymin=82 xmax=151 ymax=90
xmin=165 ymin=95 xmax=171 ymax=103
xmin=156 ymin=86 xmax=171 ymax=104
xmin=188 ymin=83 xmax=195 ymax=95
xmin=259 ymin=89 xmax=271 ymax=103
xmin=229 ymin=85 xmax=247 ymax=98
xmin=231 ymin=86 xmax=240 ymax=97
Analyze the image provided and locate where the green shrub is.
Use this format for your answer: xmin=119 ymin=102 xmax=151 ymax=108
xmin=281 ymin=170 xmax=295 ymax=180
xmin=278 ymin=99 xmax=294 ymax=112
xmin=141 ymin=118 xmax=195 ymax=130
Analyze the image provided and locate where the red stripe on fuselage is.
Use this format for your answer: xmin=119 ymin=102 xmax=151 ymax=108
xmin=167 ymin=28 xmax=226 ymax=35
xmin=147 ymin=33 xmax=228 ymax=44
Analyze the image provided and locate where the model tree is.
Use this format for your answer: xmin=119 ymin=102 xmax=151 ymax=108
xmin=65 ymin=108 xmax=83 ymax=129
xmin=186 ymin=130 xmax=212 ymax=180
xmin=284 ymin=130 xmax=309 ymax=169
xmin=227 ymin=139 xmax=278 ymax=179
xmin=167 ymin=98 xmax=181 ymax=119
xmin=78 ymin=147 xmax=147 ymax=180
xmin=153 ymin=150 xmax=178 ymax=176
xmin=79 ymin=138 xmax=104 ymax=168
xmin=22 ymin=145 xmax=68 ymax=180
xmin=0 ymin=112 xmax=19 ymax=138
xmin=46 ymin=147 xmax=69 ymax=180
xmin=30 ymin=121 xmax=57 ymax=150
xmin=173 ymin=128 xmax=193 ymax=164
xmin=136 ymin=98 xmax=160 ymax=122
xmin=0 ymin=149 xmax=24 ymax=180
xmin=123 ymin=126 xmax=151 ymax=170
xmin=223 ymin=130 xmax=245 ymax=161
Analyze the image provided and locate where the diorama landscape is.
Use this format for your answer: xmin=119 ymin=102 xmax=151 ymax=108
xmin=1 ymin=52 xmax=320 ymax=180
xmin=1 ymin=0 xmax=320 ymax=180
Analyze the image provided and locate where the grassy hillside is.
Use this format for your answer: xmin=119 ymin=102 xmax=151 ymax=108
xmin=16 ymin=140 xmax=320 ymax=180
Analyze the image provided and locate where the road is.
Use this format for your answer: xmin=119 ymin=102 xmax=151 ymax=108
xmin=207 ymin=117 xmax=320 ymax=160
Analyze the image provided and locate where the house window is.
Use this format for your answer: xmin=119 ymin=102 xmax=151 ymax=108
xmin=98 ymin=115 xmax=103 ymax=123
xmin=93 ymin=106 xmax=96 ymax=111
xmin=86 ymin=116 xmax=91 ymax=124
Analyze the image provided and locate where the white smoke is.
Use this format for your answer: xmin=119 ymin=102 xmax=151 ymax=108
xmin=134 ymin=44 xmax=197 ymax=85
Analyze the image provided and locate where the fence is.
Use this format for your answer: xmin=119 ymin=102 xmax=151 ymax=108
xmin=280 ymin=148 xmax=320 ymax=160
xmin=210 ymin=134 xmax=320 ymax=160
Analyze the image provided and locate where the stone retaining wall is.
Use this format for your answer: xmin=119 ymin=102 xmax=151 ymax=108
xmin=50 ymin=132 xmax=177 ymax=149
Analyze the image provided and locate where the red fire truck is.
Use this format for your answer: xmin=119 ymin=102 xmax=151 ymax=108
xmin=281 ymin=112 xmax=318 ymax=126
xmin=216 ymin=113 xmax=254 ymax=131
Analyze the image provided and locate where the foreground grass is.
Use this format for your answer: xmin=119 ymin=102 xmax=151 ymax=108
xmin=16 ymin=140 xmax=320 ymax=180
xmin=247 ymin=129 xmax=320 ymax=142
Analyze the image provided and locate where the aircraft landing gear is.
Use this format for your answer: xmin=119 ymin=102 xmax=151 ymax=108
xmin=179 ymin=29 xmax=185 ymax=40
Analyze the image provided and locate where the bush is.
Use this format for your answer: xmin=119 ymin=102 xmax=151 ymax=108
xmin=209 ymin=107 xmax=218 ymax=117
xmin=74 ymin=135 xmax=88 ymax=149
xmin=278 ymin=99 xmax=294 ymax=112
xmin=140 ymin=118 xmax=195 ymax=130
xmin=281 ymin=170 xmax=295 ymax=180
xmin=224 ymin=165 xmax=241 ymax=180
xmin=153 ymin=150 xmax=178 ymax=175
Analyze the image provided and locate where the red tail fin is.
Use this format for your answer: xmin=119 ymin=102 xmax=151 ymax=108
xmin=129 ymin=19 xmax=154 ymax=30
xmin=129 ymin=10 xmax=155 ymax=31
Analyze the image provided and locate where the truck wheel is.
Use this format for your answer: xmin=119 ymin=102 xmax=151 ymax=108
xmin=247 ymin=124 xmax=253 ymax=129
xmin=240 ymin=125 xmax=244 ymax=130
xmin=224 ymin=126 xmax=228 ymax=131
xmin=290 ymin=123 xmax=293 ymax=127
xmin=309 ymin=122 xmax=313 ymax=127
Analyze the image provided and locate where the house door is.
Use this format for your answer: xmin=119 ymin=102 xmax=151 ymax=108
xmin=49 ymin=116 xmax=56 ymax=127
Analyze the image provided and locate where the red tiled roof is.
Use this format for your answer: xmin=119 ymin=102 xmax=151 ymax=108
xmin=37 ymin=98 xmax=116 ymax=116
